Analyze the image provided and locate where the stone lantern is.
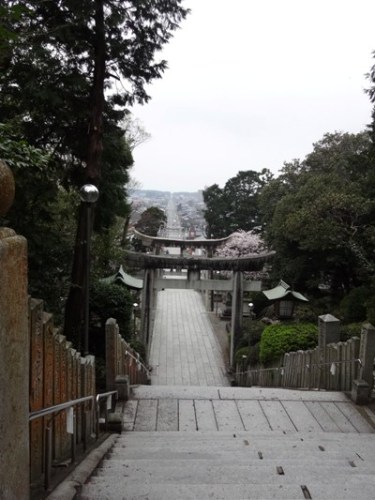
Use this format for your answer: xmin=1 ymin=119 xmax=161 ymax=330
xmin=262 ymin=280 xmax=308 ymax=319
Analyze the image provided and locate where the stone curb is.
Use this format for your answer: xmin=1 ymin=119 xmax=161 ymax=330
xmin=46 ymin=434 xmax=118 ymax=500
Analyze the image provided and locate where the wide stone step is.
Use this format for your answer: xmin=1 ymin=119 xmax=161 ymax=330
xmin=90 ymin=461 xmax=374 ymax=480
xmin=79 ymin=482 xmax=312 ymax=500
xmin=109 ymin=446 xmax=370 ymax=463
xmin=116 ymin=429 xmax=375 ymax=442
xmin=81 ymin=477 xmax=375 ymax=500
xmin=124 ymin=390 xmax=375 ymax=434
xmin=79 ymin=384 xmax=375 ymax=500
xmin=106 ymin=452 xmax=364 ymax=465
xmin=131 ymin=385 xmax=353 ymax=401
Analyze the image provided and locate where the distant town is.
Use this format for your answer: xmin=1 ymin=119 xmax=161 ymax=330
xmin=129 ymin=189 xmax=207 ymax=238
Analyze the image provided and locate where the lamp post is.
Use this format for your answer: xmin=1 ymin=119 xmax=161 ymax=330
xmin=133 ymin=302 xmax=139 ymax=338
xmin=248 ymin=302 xmax=254 ymax=351
xmin=80 ymin=184 xmax=99 ymax=356
xmin=242 ymin=354 xmax=247 ymax=386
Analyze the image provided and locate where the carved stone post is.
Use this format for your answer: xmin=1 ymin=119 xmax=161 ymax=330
xmin=0 ymin=161 xmax=30 ymax=500
xmin=352 ymin=323 xmax=375 ymax=404
xmin=318 ymin=314 xmax=340 ymax=389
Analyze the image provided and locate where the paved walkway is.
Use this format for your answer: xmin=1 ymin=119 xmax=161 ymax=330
xmin=148 ymin=289 xmax=229 ymax=386
xmin=123 ymin=385 xmax=375 ymax=434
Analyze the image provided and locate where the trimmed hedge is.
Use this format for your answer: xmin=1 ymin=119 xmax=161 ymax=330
xmin=259 ymin=322 xmax=318 ymax=365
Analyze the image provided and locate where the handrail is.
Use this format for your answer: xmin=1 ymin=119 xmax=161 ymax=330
xmin=95 ymin=390 xmax=118 ymax=438
xmin=96 ymin=390 xmax=118 ymax=403
xmin=125 ymin=348 xmax=151 ymax=377
xmin=29 ymin=390 xmax=118 ymax=491
xmin=29 ymin=395 xmax=94 ymax=422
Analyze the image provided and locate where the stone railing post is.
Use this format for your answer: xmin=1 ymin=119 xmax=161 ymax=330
xmin=352 ymin=323 xmax=375 ymax=404
xmin=0 ymin=161 xmax=30 ymax=500
xmin=318 ymin=314 xmax=340 ymax=389
xmin=318 ymin=313 xmax=341 ymax=347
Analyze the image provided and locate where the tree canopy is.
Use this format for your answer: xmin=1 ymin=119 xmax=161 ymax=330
xmin=135 ymin=206 xmax=167 ymax=236
xmin=0 ymin=1 xmax=189 ymax=342
xmin=259 ymin=131 xmax=375 ymax=294
xmin=203 ymin=169 xmax=272 ymax=238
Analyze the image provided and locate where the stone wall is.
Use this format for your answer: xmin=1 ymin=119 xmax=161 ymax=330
xmin=106 ymin=318 xmax=151 ymax=392
xmin=0 ymin=161 xmax=30 ymax=500
xmin=28 ymin=298 xmax=96 ymax=484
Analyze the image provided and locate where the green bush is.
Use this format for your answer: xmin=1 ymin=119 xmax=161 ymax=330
xmin=340 ymin=322 xmax=362 ymax=342
xmin=339 ymin=287 xmax=372 ymax=324
xmin=365 ymin=296 xmax=375 ymax=326
xmin=129 ymin=338 xmax=146 ymax=360
xmin=259 ymin=322 xmax=318 ymax=365
xmin=235 ymin=347 xmax=250 ymax=365
xmin=246 ymin=291 xmax=270 ymax=317
xmin=90 ymin=281 xmax=133 ymax=339
xmin=293 ymin=303 xmax=316 ymax=323
xmin=240 ymin=320 xmax=264 ymax=347
xmin=235 ymin=344 xmax=260 ymax=366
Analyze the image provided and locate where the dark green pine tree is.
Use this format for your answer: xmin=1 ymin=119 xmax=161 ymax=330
xmin=0 ymin=0 xmax=189 ymax=347
xmin=203 ymin=170 xmax=272 ymax=238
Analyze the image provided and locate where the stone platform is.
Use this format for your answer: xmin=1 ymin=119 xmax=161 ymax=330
xmin=80 ymin=386 xmax=375 ymax=500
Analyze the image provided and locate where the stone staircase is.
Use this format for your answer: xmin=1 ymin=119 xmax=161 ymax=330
xmin=79 ymin=386 xmax=375 ymax=499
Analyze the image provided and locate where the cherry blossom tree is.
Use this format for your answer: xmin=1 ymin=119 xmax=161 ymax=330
xmin=215 ymin=230 xmax=268 ymax=280
xmin=215 ymin=230 xmax=265 ymax=258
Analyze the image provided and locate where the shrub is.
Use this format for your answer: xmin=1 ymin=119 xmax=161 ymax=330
xmin=235 ymin=344 xmax=260 ymax=366
xmin=129 ymin=338 xmax=146 ymax=360
xmin=240 ymin=320 xmax=264 ymax=347
xmin=260 ymin=322 xmax=318 ymax=365
xmin=90 ymin=281 xmax=133 ymax=339
xmin=235 ymin=347 xmax=250 ymax=365
xmin=340 ymin=322 xmax=362 ymax=342
xmin=246 ymin=291 xmax=270 ymax=317
xmin=365 ymin=295 xmax=375 ymax=326
xmin=293 ymin=303 xmax=316 ymax=323
xmin=339 ymin=287 xmax=372 ymax=324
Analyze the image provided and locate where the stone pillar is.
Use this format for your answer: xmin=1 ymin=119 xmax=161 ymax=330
xmin=359 ymin=323 xmax=375 ymax=389
xmin=318 ymin=314 xmax=341 ymax=347
xmin=187 ymin=268 xmax=200 ymax=283
xmin=115 ymin=374 xmax=130 ymax=401
xmin=0 ymin=161 xmax=30 ymax=500
xmin=318 ymin=314 xmax=340 ymax=389
xmin=230 ymin=271 xmax=244 ymax=367
xmin=352 ymin=323 xmax=375 ymax=404
xmin=140 ymin=268 xmax=155 ymax=350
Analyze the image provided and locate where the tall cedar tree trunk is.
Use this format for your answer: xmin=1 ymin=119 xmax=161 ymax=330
xmin=64 ymin=0 xmax=105 ymax=347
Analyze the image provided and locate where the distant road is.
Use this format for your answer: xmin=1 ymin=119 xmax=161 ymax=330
xmin=165 ymin=196 xmax=183 ymax=239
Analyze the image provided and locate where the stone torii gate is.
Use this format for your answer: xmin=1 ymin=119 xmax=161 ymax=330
xmin=126 ymin=231 xmax=274 ymax=366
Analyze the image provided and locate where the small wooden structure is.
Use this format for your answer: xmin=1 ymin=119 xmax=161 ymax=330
xmin=263 ymin=280 xmax=308 ymax=319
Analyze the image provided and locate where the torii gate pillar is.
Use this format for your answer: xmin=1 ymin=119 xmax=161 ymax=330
xmin=140 ymin=268 xmax=155 ymax=353
xmin=230 ymin=271 xmax=244 ymax=367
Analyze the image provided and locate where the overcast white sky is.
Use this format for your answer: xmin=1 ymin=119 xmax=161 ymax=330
xmin=130 ymin=0 xmax=375 ymax=193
